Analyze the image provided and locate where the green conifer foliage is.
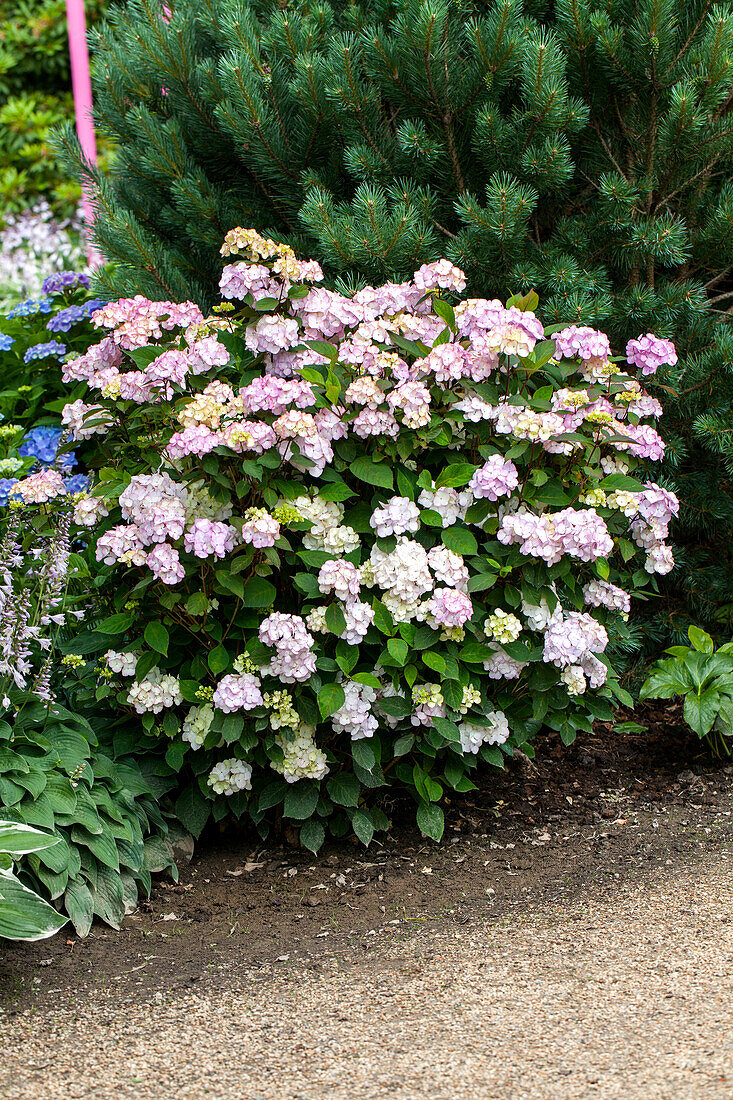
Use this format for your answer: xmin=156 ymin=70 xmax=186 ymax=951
xmin=59 ymin=0 xmax=733 ymax=635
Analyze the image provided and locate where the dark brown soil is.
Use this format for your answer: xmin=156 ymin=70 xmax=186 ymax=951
xmin=2 ymin=702 xmax=732 ymax=1013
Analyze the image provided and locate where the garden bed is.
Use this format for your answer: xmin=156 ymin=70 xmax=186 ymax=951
xmin=2 ymin=704 xmax=730 ymax=1013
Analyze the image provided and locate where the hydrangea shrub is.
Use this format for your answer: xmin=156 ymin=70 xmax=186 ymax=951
xmin=58 ymin=231 xmax=678 ymax=847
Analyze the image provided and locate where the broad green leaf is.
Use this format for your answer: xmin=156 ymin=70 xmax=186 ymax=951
xmin=416 ymin=802 xmax=444 ymax=842
xmin=350 ymin=809 xmax=374 ymax=847
xmin=435 ymin=463 xmax=476 ymax=489
xmin=327 ymin=773 xmax=360 ymax=807
xmin=283 ymin=783 xmax=319 ymax=820
xmin=241 ymin=577 xmax=277 ymax=607
xmin=299 ymin=818 xmax=325 ymax=853
xmin=387 ymin=638 xmax=409 ymax=665
xmin=208 ymin=644 xmax=229 ymax=676
xmin=441 ymin=527 xmax=478 ymax=556
xmin=349 ymin=456 xmax=393 ymax=489
xmin=94 ymin=613 xmax=134 ymax=635
xmin=688 ymin=626 xmax=714 ymax=654
xmin=318 ymin=683 xmax=345 ymax=719
xmin=64 ymin=878 xmax=94 ymax=938
xmin=144 ymin=621 xmax=169 ymax=656
xmin=175 ymin=784 xmax=211 ymax=839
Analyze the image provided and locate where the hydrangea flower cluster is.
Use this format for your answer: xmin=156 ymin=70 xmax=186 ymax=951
xmin=64 ymin=230 xmax=678 ymax=848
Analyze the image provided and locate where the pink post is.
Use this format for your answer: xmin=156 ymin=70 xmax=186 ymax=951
xmin=65 ymin=0 xmax=103 ymax=266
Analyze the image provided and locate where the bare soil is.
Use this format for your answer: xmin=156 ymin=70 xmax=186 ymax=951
xmin=1 ymin=702 xmax=731 ymax=1014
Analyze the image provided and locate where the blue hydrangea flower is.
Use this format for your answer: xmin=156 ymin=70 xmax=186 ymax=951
xmin=18 ymin=426 xmax=77 ymax=469
xmin=0 ymin=332 xmax=14 ymax=351
xmin=0 ymin=478 xmax=19 ymax=506
xmin=41 ymin=272 xmax=91 ymax=295
xmin=46 ymin=298 xmax=108 ymax=333
xmin=64 ymin=474 xmax=90 ymax=494
xmin=82 ymin=297 xmax=108 ymax=317
xmin=7 ymin=297 xmax=54 ymax=319
xmin=23 ymin=341 xmax=67 ymax=363
xmin=47 ymin=305 xmax=86 ymax=333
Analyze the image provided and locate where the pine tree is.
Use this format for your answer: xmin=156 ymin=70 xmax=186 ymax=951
xmin=59 ymin=0 xmax=733 ymax=636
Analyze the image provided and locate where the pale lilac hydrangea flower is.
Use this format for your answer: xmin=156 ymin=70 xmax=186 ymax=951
xmin=184 ymin=519 xmax=237 ymax=560
xmin=212 ymin=673 xmax=264 ymax=713
xmin=469 ymin=455 xmax=519 ymax=501
xmin=370 ymin=496 xmax=421 ymax=538
xmin=625 ymin=333 xmax=677 ymax=376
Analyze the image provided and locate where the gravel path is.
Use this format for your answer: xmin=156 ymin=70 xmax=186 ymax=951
xmin=3 ymin=854 xmax=732 ymax=1100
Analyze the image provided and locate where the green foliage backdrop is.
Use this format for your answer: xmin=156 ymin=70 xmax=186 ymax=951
xmin=59 ymin=0 xmax=733 ymax=636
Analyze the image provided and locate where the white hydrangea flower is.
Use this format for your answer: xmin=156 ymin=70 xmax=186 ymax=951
xmin=127 ymin=671 xmax=183 ymax=714
xmin=560 ymin=666 xmax=587 ymax=696
xmin=208 ymin=758 xmax=253 ymax=795
xmin=182 ymin=704 xmax=215 ymax=749
xmin=485 ymin=608 xmax=522 ymax=643
xmin=459 ymin=711 xmax=510 ymax=754
xmin=271 ymin=724 xmax=329 ymax=782
xmin=105 ymin=649 xmax=137 ymax=677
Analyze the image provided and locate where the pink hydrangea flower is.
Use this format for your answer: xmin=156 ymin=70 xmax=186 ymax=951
xmin=469 ymin=455 xmax=519 ymax=501
xmin=146 ymin=543 xmax=185 ymax=585
xmin=184 ymin=519 xmax=237 ymax=559
xmin=212 ymin=673 xmax=263 ymax=713
xmin=426 ymin=587 xmax=473 ymax=627
xmin=626 ymin=333 xmax=677 ymax=376
xmin=554 ymin=325 xmax=611 ymax=361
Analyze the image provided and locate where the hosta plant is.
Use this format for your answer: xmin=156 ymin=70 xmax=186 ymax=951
xmin=58 ymin=230 xmax=678 ymax=848
xmin=640 ymin=626 xmax=733 ymax=757
xmin=0 ymin=496 xmax=178 ymax=935
xmin=0 ymin=820 xmax=68 ymax=941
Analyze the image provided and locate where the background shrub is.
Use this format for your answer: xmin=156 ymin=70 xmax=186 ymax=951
xmin=56 ymin=232 xmax=676 ymax=848
xmin=62 ymin=0 xmax=733 ymax=638
xmin=0 ymin=0 xmax=108 ymax=219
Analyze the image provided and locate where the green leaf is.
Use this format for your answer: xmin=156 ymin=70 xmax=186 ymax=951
xmin=432 ymin=298 xmax=456 ymax=329
xmin=372 ymin=600 xmax=395 ymax=636
xmin=70 ymin=826 xmax=120 ymax=871
xmin=319 ymin=480 xmax=356 ymax=502
xmin=325 ymin=603 xmax=347 ymax=636
xmin=327 ymin=773 xmax=361 ymax=807
xmin=186 ymin=592 xmax=210 ymax=615
xmin=0 ymin=747 xmax=30 ymax=775
xmin=600 ymin=474 xmax=645 ymax=492
xmin=435 ymin=463 xmax=476 ymax=489
xmin=64 ymin=878 xmax=94 ymax=938
xmin=208 ymin=645 xmax=229 ymax=676
xmin=318 ymin=683 xmax=345 ymax=720
xmin=458 ymin=643 xmax=493 ymax=663
xmin=441 ymin=527 xmax=478 ymax=556
xmin=299 ymin=818 xmax=325 ymax=853
xmin=416 ymin=802 xmax=444 ymax=842
xmin=144 ymin=621 xmax=169 ymax=656
xmin=352 ymin=741 xmax=376 ymax=770
xmin=175 ymin=784 xmax=211 ymax=839
xmin=241 ymin=577 xmax=277 ymax=607
xmin=94 ymin=613 xmax=134 ymax=635
xmin=350 ymin=809 xmax=374 ymax=847
xmin=349 ymin=456 xmax=393 ymax=489
xmin=683 ymin=689 xmax=720 ymax=737
xmin=0 ymin=870 xmax=67 ymax=941
xmin=387 ymin=638 xmax=409 ymax=665
xmin=283 ymin=783 xmax=319 ymax=820
xmin=422 ymin=651 xmax=446 ymax=674
xmin=378 ymin=695 xmax=411 ymax=718
xmin=688 ymin=626 xmax=715 ymax=654
xmin=351 ymin=672 xmax=382 ymax=690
